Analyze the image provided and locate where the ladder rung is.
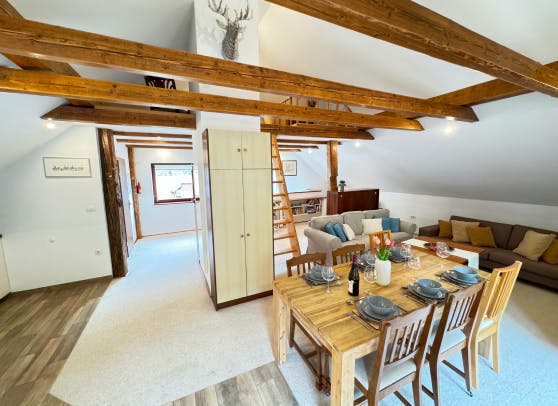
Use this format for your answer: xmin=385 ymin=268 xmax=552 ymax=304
xmin=274 ymin=248 xmax=297 ymax=256
xmin=273 ymin=219 xmax=291 ymax=226
xmin=273 ymin=206 xmax=289 ymax=211
xmin=273 ymin=193 xmax=287 ymax=197
xmin=272 ymin=180 xmax=282 ymax=183
xmin=274 ymin=233 xmax=296 ymax=241
xmin=272 ymin=155 xmax=280 ymax=158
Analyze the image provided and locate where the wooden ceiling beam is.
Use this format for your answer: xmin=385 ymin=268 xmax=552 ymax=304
xmin=266 ymin=0 xmax=558 ymax=97
xmin=113 ymin=131 xmax=192 ymax=139
xmin=278 ymin=144 xmax=319 ymax=149
xmin=42 ymin=105 xmax=196 ymax=129
xmin=127 ymin=145 xmax=192 ymax=150
xmin=261 ymin=124 xmax=375 ymax=139
xmin=0 ymin=15 xmax=477 ymax=121
xmin=0 ymin=67 xmax=421 ymax=130
xmin=277 ymin=139 xmax=341 ymax=145
xmin=115 ymin=139 xmax=192 ymax=145
xmin=379 ymin=60 xmax=558 ymax=120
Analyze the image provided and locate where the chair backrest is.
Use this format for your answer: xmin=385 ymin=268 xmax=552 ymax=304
xmin=368 ymin=305 xmax=435 ymax=394
xmin=431 ymin=282 xmax=486 ymax=353
xmin=476 ymin=261 xmax=522 ymax=325
xmin=286 ymin=253 xmax=326 ymax=277
xmin=331 ymin=243 xmax=365 ymax=265
xmin=368 ymin=230 xmax=393 ymax=250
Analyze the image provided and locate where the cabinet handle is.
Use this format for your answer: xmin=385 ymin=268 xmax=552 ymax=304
xmin=243 ymin=148 xmax=247 ymax=152
xmin=237 ymin=148 xmax=241 ymax=152
xmin=240 ymin=234 xmax=244 ymax=238
xmin=246 ymin=233 xmax=251 ymax=237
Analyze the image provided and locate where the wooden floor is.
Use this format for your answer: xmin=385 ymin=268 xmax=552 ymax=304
xmin=0 ymin=277 xmax=111 ymax=405
xmin=164 ymin=362 xmax=298 ymax=406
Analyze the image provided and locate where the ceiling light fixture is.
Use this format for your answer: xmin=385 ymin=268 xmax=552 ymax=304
xmin=444 ymin=125 xmax=454 ymax=134
xmin=445 ymin=116 xmax=455 ymax=121
xmin=354 ymin=140 xmax=361 ymax=148
xmin=46 ymin=118 xmax=55 ymax=130
xmin=307 ymin=148 xmax=313 ymax=154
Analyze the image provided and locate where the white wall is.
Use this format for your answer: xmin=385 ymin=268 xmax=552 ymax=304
xmin=380 ymin=192 xmax=558 ymax=232
xmin=0 ymin=126 xmax=112 ymax=292
xmin=134 ymin=148 xmax=196 ymax=236
xmin=279 ymin=148 xmax=327 ymax=193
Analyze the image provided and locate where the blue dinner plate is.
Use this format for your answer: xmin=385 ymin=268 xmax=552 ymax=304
xmin=408 ymin=283 xmax=446 ymax=300
xmin=445 ymin=270 xmax=483 ymax=285
xmin=357 ymin=298 xmax=399 ymax=321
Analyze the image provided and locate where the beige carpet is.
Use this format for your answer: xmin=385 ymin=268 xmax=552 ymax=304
xmin=51 ymin=232 xmax=275 ymax=405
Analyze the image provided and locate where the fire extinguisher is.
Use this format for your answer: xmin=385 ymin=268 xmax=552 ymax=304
xmin=136 ymin=182 xmax=142 ymax=194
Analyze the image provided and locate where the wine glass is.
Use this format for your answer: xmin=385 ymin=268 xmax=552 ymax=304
xmin=436 ymin=242 xmax=450 ymax=271
xmin=400 ymin=243 xmax=412 ymax=268
xmin=322 ymin=265 xmax=336 ymax=293
xmin=407 ymin=255 xmax=421 ymax=283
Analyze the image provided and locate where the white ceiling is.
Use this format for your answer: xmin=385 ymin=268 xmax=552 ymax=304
xmin=1 ymin=0 xmax=557 ymax=204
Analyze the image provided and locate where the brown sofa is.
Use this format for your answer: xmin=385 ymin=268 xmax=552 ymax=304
xmin=419 ymin=215 xmax=558 ymax=289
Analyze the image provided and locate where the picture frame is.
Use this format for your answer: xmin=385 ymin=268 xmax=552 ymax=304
xmin=282 ymin=160 xmax=297 ymax=176
xmin=43 ymin=157 xmax=92 ymax=178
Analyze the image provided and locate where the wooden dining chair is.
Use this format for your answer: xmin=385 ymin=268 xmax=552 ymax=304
xmin=424 ymin=281 xmax=486 ymax=405
xmin=332 ymin=243 xmax=365 ymax=265
xmin=369 ymin=229 xmax=393 ymax=249
xmin=286 ymin=253 xmax=327 ymax=390
xmin=469 ymin=261 xmax=522 ymax=389
xmin=323 ymin=305 xmax=436 ymax=405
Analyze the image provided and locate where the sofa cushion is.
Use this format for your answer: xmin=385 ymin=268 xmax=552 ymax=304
xmin=364 ymin=209 xmax=389 ymax=219
xmin=343 ymin=224 xmax=356 ymax=241
xmin=310 ymin=214 xmax=343 ymax=231
xmin=324 ymin=222 xmax=337 ymax=237
xmin=438 ymin=220 xmax=452 ymax=238
xmin=363 ymin=218 xmax=383 ymax=234
xmin=513 ymin=230 xmax=555 ymax=261
xmin=542 ymin=239 xmax=558 ymax=265
xmin=392 ymin=231 xmax=413 ymax=243
xmin=451 ymin=215 xmax=513 ymax=249
xmin=390 ymin=218 xmax=401 ymax=233
xmin=467 ymin=227 xmax=497 ymax=248
xmin=342 ymin=211 xmax=365 ymax=235
xmin=451 ymin=220 xmax=480 ymax=243
xmin=506 ymin=224 xmax=558 ymax=250
xmin=343 ymin=234 xmax=370 ymax=250
xmin=488 ymin=249 xmax=558 ymax=280
xmin=381 ymin=217 xmax=391 ymax=231
xmin=333 ymin=223 xmax=348 ymax=242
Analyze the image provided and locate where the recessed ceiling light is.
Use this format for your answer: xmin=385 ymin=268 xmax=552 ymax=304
xmin=445 ymin=116 xmax=455 ymax=121
xmin=307 ymin=148 xmax=313 ymax=154
xmin=354 ymin=140 xmax=361 ymax=147
xmin=444 ymin=125 xmax=454 ymax=134
xmin=46 ymin=121 xmax=56 ymax=129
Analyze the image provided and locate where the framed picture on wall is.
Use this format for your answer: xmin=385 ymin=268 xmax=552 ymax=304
xmin=43 ymin=157 xmax=92 ymax=178
xmin=282 ymin=160 xmax=297 ymax=176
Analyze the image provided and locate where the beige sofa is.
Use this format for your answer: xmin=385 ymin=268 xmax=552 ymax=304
xmin=304 ymin=209 xmax=417 ymax=264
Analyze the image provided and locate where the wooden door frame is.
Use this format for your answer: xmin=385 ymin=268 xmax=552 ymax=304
xmin=127 ymin=146 xmax=142 ymax=240
xmin=98 ymin=128 xmax=128 ymax=277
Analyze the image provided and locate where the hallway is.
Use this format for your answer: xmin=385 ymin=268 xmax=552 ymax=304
xmin=50 ymin=232 xmax=274 ymax=405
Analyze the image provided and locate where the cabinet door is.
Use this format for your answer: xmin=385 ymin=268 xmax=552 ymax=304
xmin=241 ymin=132 xmax=271 ymax=169
xmin=209 ymin=131 xmax=243 ymax=170
xmin=243 ymin=169 xmax=273 ymax=295
xmin=210 ymin=170 xmax=247 ymax=303
xmin=0 ymin=240 xmax=10 ymax=299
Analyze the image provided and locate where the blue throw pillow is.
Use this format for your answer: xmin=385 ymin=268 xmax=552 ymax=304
xmin=324 ymin=222 xmax=337 ymax=237
xmin=390 ymin=218 xmax=401 ymax=233
xmin=381 ymin=217 xmax=391 ymax=230
xmin=333 ymin=223 xmax=348 ymax=242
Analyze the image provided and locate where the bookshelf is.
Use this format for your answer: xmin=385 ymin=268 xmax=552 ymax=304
xmin=274 ymin=190 xmax=326 ymax=224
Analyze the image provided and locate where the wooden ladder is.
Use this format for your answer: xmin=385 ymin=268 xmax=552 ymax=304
xmin=271 ymin=134 xmax=301 ymax=259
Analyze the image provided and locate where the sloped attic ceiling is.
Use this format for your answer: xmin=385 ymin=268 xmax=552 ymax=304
xmin=259 ymin=0 xmax=558 ymax=206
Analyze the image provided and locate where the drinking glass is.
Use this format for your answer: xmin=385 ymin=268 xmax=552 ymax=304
xmin=436 ymin=242 xmax=450 ymax=270
xmin=322 ymin=265 xmax=336 ymax=293
xmin=400 ymin=243 xmax=412 ymax=267
xmin=407 ymin=256 xmax=421 ymax=283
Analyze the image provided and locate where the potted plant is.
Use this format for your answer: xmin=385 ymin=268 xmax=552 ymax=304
xmin=372 ymin=235 xmax=394 ymax=286
xmin=338 ymin=180 xmax=346 ymax=192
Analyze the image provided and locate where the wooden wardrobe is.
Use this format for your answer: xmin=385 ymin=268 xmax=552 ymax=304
xmin=203 ymin=129 xmax=273 ymax=309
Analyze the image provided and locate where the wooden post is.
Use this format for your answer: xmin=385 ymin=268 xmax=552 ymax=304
xmin=327 ymin=140 xmax=339 ymax=192
xmin=98 ymin=128 xmax=128 ymax=277
xmin=127 ymin=146 xmax=142 ymax=240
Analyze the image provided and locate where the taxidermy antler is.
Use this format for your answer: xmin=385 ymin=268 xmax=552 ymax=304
xmin=208 ymin=0 xmax=252 ymax=61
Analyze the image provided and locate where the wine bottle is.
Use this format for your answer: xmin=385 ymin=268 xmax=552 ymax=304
xmin=348 ymin=254 xmax=359 ymax=297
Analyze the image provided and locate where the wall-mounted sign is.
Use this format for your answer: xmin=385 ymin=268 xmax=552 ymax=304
xmin=282 ymin=160 xmax=297 ymax=176
xmin=43 ymin=157 xmax=92 ymax=178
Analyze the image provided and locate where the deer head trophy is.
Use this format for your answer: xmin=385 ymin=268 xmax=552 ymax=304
xmin=208 ymin=0 xmax=252 ymax=61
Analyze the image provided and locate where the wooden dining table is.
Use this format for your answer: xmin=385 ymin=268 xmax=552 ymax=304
xmin=272 ymin=250 xmax=490 ymax=406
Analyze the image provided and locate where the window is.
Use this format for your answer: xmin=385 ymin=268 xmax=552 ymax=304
xmin=151 ymin=163 xmax=199 ymax=204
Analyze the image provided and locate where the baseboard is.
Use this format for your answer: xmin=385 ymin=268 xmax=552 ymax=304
xmin=6 ymin=275 xmax=113 ymax=298
xmin=214 ymin=290 xmax=273 ymax=310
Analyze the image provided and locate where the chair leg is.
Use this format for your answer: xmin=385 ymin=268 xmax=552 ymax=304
xmin=429 ymin=360 xmax=441 ymax=406
xmin=316 ymin=348 xmax=323 ymax=390
xmin=412 ymin=372 xmax=423 ymax=406
xmin=470 ymin=339 xmax=479 ymax=390
xmin=491 ymin=332 xmax=500 ymax=373
xmin=461 ymin=347 xmax=473 ymax=396
xmin=289 ymin=314 xmax=295 ymax=348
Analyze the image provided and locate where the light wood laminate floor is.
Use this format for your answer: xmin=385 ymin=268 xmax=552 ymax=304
xmin=165 ymin=362 xmax=298 ymax=406
xmin=0 ymin=277 xmax=111 ymax=405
